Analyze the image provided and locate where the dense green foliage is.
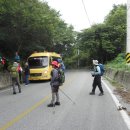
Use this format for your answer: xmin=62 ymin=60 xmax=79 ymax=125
xmin=106 ymin=53 xmax=130 ymax=72
xmin=73 ymin=4 xmax=126 ymax=67
xmin=0 ymin=0 xmax=75 ymax=60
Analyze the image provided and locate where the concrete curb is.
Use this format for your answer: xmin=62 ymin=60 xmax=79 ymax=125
xmin=0 ymin=72 xmax=12 ymax=89
xmin=105 ymin=68 xmax=130 ymax=90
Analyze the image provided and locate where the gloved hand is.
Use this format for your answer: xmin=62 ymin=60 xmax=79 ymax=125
xmin=91 ymin=72 xmax=95 ymax=77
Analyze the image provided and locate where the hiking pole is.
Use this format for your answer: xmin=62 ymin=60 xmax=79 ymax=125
xmin=59 ymin=88 xmax=76 ymax=105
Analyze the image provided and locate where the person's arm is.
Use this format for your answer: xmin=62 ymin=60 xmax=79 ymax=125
xmin=50 ymin=69 xmax=57 ymax=83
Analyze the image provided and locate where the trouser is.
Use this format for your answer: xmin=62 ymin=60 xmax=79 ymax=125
xmin=51 ymin=85 xmax=59 ymax=104
xmin=25 ymin=75 xmax=29 ymax=85
xmin=3 ymin=64 xmax=8 ymax=72
xmin=92 ymin=75 xmax=103 ymax=93
xmin=19 ymin=71 xmax=22 ymax=84
xmin=12 ymin=77 xmax=21 ymax=93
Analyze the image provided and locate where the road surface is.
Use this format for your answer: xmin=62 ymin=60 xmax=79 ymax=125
xmin=0 ymin=70 xmax=130 ymax=130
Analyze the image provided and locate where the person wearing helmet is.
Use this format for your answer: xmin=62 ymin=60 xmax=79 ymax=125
xmin=47 ymin=60 xmax=61 ymax=107
xmin=89 ymin=60 xmax=104 ymax=96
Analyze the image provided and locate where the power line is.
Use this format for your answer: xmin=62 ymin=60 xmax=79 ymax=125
xmin=81 ymin=0 xmax=91 ymax=26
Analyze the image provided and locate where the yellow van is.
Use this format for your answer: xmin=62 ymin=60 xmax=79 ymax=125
xmin=28 ymin=52 xmax=61 ymax=81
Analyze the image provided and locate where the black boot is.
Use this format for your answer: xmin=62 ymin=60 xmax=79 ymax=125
xmin=89 ymin=92 xmax=95 ymax=95
xmin=47 ymin=103 xmax=55 ymax=107
xmin=99 ymin=92 xmax=104 ymax=96
xmin=55 ymin=102 xmax=60 ymax=105
xmin=13 ymin=92 xmax=16 ymax=94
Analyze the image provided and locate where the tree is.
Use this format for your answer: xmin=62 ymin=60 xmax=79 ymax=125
xmin=0 ymin=0 xmax=75 ymax=61
xmin=75 ymin=4 xmax=126 ymax=67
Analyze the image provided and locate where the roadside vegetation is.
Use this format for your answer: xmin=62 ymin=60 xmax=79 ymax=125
xmin=106 ymin=53 xmax=130 ymax=72
xmin=0 ymin=0 xmax=76 ymax=60
xmin=65 ymin=4 xmax=126 ymax=68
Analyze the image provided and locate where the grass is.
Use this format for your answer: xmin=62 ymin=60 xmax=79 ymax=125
xmin=105 ymin=77 xmax=124 ymax=89
xmin=106 ymin=53 xmax=130 ymax=72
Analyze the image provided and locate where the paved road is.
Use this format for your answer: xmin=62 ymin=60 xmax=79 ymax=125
xmin=0 ymin=70 xmax=130 ymax=130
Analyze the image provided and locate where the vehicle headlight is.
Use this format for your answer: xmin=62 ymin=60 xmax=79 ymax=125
xmin=44 ymin=70 xmax=48 ymax=74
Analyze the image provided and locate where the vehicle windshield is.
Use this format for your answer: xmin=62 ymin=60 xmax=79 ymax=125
xmin=28 ymin=56 xmax=48 ymax=68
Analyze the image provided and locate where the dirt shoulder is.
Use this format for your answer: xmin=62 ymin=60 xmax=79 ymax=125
xmin=114 ymin=88 xmax=130 ymax=116
xmin=103 ymin=77 xmax=130 ymax=116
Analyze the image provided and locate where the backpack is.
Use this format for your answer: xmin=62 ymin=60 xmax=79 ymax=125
xmin=56 ymin=69 xmax=65 ymax=85
xmin=98 ymin=64 xmax=105 ymax=76
xmin=60 ymin=63 xmax=65 ymax=71
xmin=11 ymin=66 xmax=18 ymax=78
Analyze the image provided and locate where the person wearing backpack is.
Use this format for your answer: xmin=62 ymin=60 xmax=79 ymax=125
xmin=89 ymin=60 xmax=104 ymax=96
xmin=47 ymin=60 xmax=61 ymax=107
xmin=10 ymin=62 xmax=21 ymax=94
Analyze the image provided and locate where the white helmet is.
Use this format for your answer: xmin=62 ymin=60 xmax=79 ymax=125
xmin=93 ymin=60 xmax=98 ymax=65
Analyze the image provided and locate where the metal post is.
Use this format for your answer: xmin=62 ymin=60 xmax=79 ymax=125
xmin=126 ymin=0 xmax=130 ymax=64
xmin=77 ymin=49 xmax=79 ymax=68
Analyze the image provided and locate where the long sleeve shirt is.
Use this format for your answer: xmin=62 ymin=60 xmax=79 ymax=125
xmin=91 ymin=65 xmax=101 ymax=76
xmin=50 ymin=68 xmax=60 ymax=86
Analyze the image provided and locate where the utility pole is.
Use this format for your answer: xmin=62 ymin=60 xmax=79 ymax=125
xmin=126 ymin=0 xmax=130 ymax=64
xmin=77 ymin=48 xmax=79 ymax=68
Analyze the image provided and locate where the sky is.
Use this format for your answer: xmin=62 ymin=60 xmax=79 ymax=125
xmin=43 ymin=0 xmax=126 ymax=32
